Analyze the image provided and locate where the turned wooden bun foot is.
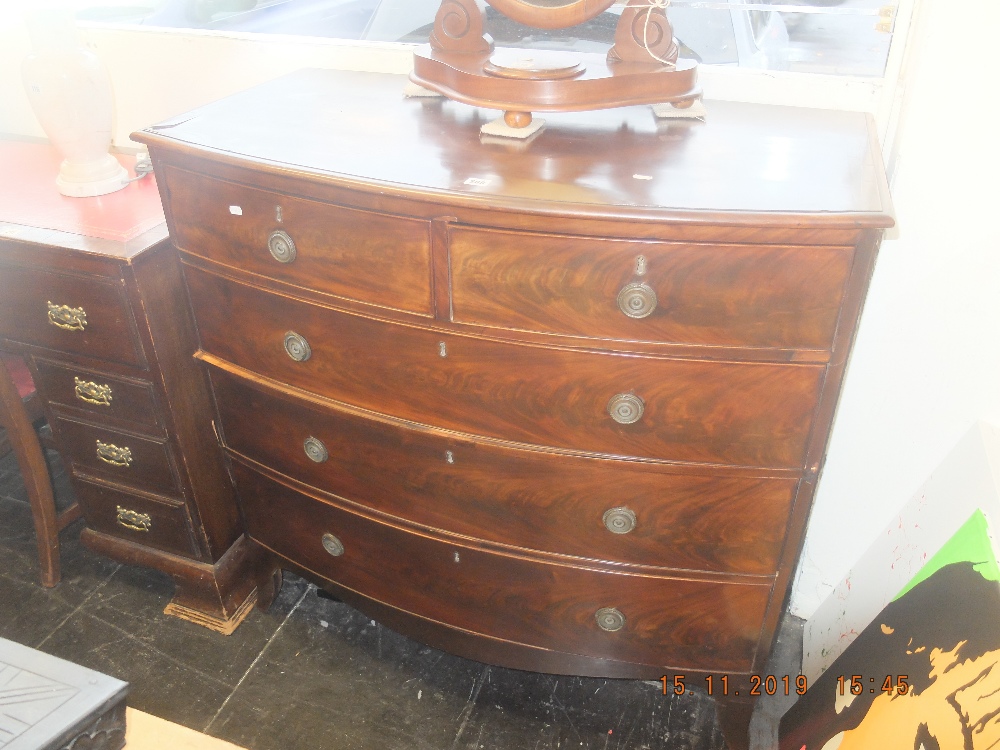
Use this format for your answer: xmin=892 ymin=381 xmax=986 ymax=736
xmin=504 ymin=111 xmax=533 ymax=129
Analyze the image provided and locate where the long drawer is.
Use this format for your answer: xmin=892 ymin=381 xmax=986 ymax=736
xmin=235 ymin=460 xmax=771 ymax=672
xmin=0 ymin=264 xmax=145 ymax=367
xmin=211 ymin=366 xmax=797 ymax=576
xmin=163 ymin=167 xmax=434 ymax=316
xmin=449 ymin=226 xmax=854 ymax=350
xmin=187 ymin=268 xmax=824 ymax=468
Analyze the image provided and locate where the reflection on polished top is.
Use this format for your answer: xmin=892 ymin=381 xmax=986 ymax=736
xmin=146 ymin=68 xmax=892 ymax=226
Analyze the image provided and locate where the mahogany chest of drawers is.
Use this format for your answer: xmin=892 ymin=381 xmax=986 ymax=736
xmin=0 ymin=172 xmax=262 ymax=633
xmin=137 ymin=69 xmax=893 ymax=747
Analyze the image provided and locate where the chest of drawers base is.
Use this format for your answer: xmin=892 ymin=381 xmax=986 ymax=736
xmin=0 ymin=226 xmax=268 ymax=635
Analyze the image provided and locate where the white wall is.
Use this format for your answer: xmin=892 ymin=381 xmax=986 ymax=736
xmin=789 ymin=0 xmax=1000 ymax=616
xmin=2 ymin=2 xmax=998 ymax=622
xmin=0 ymin=21 xmax=414 ymax=148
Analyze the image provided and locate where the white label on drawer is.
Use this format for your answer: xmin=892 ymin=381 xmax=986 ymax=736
xmin=229 ymin=205 xmax=243 ymax=216
xmin=464 ymin=177 xmax=490 ymax=187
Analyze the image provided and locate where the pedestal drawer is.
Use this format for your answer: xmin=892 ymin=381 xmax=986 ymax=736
xmin=74 ymin=477 xmax=198 ymax=557
xmin=211 ymin=366 xmax=797 ymax=576
xmin=32 ymin=358 xmax=162 ymax=431
xmin=450 ymin=226 xmax=854 ymax=350
xmin=235 ymin=460 xmax=770 ymax=672
xmin=164 ymin=167 xmax=434 ymax=315
xmin=188 ymin=268 xmax=823 ymax=468
xmin=54 ymin=416 xmax=182 ymax=497
xmin=0 ymin=264 xmax=145 ymax=367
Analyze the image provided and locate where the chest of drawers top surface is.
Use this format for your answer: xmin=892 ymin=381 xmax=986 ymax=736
xmin=138 ymin=69 xmax=892 ymax=227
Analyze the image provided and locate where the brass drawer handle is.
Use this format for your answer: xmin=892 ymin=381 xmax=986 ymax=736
xmin=283 ymin=331 xmax=312 ymax=362
xmin=603 ymin=507 xmax=637 ymax=535
xmin=116 ymin=506 xmax=151 ymax=532
xmin=304 ymin=437 xmax=329 ymax=463
xmin=47 ymin=302 xmax=88 ymax=331
xmin=607 ymin=393 xmax=644 ymax=425
xmin=617 ymin=282 xmax=657 ymax=319
xmin=74 ymin=377 xmax=113 ymax=406
xmin=96 ymin=440 xmax=133 ymax=468
xmin=321 ymin=532 xmax=345 ymax=557
xmin=596 ymin=607 xmax=626 ymax=632
xmin=268 ymin=229 xmax=297 ymax=264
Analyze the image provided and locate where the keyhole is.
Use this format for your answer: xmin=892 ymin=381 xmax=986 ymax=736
xmin=453 ymin=552 xmax=461 ymax=563
xmin=445 ymin=451 xmax=454 ymax=464
xmin=439 ymin=342 xmax=447 ymax=357
xmin=635 ymin=256 xmax=647 ymax=276
xmin=275 ymin=205 xmax=283 ymax=223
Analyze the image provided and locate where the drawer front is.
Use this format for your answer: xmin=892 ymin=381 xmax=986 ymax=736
xmin=189 ymin=269 xmax=823 ymax=468
xmin=54 ymin=416 xmax=182 ymax=497
xmin=32 ymin=358 xmax=162 ymax=431
xmin=0 ymin=264 xmax=144 ymax=367
xmin=164 ymin=167 xmax=434 ymax=315
xmin=449 ymin=227 xmax=854 ymax=350
xmin=212 ymin=367 xmax=797 ymax=576
xmin=74 ymin=477 xmax=199 ymax=557
xmin=236 ymin=462 xmax=770 ymax=672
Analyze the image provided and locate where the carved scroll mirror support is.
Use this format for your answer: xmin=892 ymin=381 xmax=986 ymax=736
xmin=411 ymin=0 xmax=700 ymax=132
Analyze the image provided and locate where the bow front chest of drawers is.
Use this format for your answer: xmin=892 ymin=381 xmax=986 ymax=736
xmin=137 ymin=69 xmax=893 ymax=747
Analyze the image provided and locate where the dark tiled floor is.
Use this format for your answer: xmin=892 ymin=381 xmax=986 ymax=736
xmin=0 ymin=451 xmax=800 ymax=749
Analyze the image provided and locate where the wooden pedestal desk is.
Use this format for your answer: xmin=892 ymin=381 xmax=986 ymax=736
xmin=0 ymin=144 xmax=264 ymax=633
xmin=136 ymin=69 xmax=894 ymax=748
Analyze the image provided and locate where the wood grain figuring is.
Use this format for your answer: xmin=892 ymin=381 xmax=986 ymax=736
xmin=163 ymin=167 xmax=435 ymax=316
xmin=0 ymin=264 xmax=145 ymax=368
xmin=187 ymin=268 xmax=823 ymax=467
xmin=235 ymin=459 xmax=770 ymax=672
xmin=449 ymin=227 xmax=854 ymax=349
xmin=210 ymin=365 xmax=797 ymax=575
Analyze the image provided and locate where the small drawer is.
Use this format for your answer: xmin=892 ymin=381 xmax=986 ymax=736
xmin=212 ymin=367 xmax=798 ymax=576
xmin=164 ymin=167 xmax=434 ymax=315
xmin=32 ymin=358 xmax=162 ymax=431
xmin=449 ymin=226 xmax=854 ymax=350
xmin=235 ymin=461 xmax=771 ymax=673
xmin=0 ymin=264 xmax=145 ymax=367
xmin=53 ymin=416 xmax=182 ymax=497
xmin=74 ymin=477 xmax=198 ymax=557
xmin=189 ymin=269 xmax=824 ymax=468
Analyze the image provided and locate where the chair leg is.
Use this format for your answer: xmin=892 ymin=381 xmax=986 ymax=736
xmin=0 ymin=363 xmax=61 ymax=587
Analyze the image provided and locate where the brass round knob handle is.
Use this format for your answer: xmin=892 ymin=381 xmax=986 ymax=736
xmin=607 ymin=393 xmax=644 ymax=425
xmin=321 ymin=532 xmax=344 ymax=557
xmin=595 ymin=607 xmax=626 ymax=632
xmin=304 ymin=437 xmax=329 ymax=463
xmin=283 ymin=331 xmax=312 ymax=362
xmin=617 ymin=282 xmax=657 ymax=319
xmin=603 ymin=507 xmax=637 ymax=535
xmin=268 ymin=229 xmax=297 ymax=264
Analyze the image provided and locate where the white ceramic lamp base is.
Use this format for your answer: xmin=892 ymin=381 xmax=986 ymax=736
xmin=23 ymin=8 xmax=129 ymax=199
xmin=56 ymin=152 xmax=128 ymax=198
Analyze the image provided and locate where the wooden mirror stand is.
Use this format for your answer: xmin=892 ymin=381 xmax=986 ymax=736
xmin=411 ymin=0 xmax=701 ymax=130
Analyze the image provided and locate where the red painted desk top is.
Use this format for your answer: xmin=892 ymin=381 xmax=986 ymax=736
xmin=0 ymin=141 xmax=165 ymax=243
